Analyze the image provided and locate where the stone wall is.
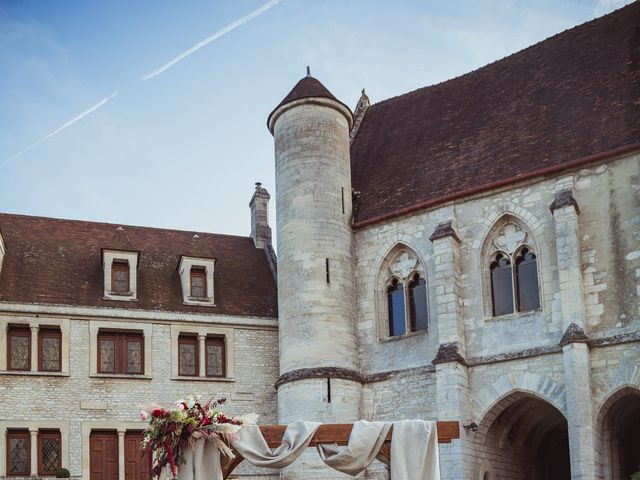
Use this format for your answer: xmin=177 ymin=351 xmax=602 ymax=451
xmin=0 ymin=311 xmax=279 ymax=479
xmin=353 ymin=152 xmax=640 ymax=479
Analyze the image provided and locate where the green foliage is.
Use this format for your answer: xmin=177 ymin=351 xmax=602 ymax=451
xmin=630 ymin=472 xmax=640 ymax=480
xmin=55 ymin=467 xmax=71 ymax=478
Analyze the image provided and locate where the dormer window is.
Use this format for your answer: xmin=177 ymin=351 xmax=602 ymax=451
xmin=111 ymin=261 xmax=129 ymax=293
xmin=102 ymin=249 xmax=139 ymax=301
xmin=178 ymin=256 xmax=215 ymax=306
xmin=190 ymin=267 xmax=206 ymax=298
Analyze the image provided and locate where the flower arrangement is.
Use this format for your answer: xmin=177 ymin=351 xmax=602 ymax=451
xmin=140 ymin=395 xmax=257 ymax=479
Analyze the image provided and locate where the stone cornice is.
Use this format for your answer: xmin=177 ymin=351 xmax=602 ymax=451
xmin=550 ymin=189 xmax=580 ymax=214
xmin=275 ymin=367 xmax=365 ymax=389
xmin=432 ymin=342 xmax=468 ymax=367
xmin=559 ymin=322 xmax=590 ymax=347
xmin=429 ymin=221 xmax=461 ymax=243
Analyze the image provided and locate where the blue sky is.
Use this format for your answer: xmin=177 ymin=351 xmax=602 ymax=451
xmin=0 ymin=0 xmax=633 ymax=237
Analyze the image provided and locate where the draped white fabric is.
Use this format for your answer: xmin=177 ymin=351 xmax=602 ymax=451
xmin=316 ymin=421 xmax=392 ymax=476
xmin=317 ymin=420 xmax=440 ymax=480
xmin=230 ymin=420 xmax=321 ymax=468
xmin=178 ymin=437 xmax=221 ymax=480
xmin=177 ymin=420 xmax=439 ymax=479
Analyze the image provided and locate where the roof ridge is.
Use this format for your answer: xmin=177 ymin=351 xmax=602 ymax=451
xmin=368 ymin=2 xmax=636 ymax=109
xmin=0 ymin=211 xmax=253 ymax=241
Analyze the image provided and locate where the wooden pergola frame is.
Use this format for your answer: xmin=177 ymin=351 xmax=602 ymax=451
xmin=222 ymin=421 xmax=460 ymax=478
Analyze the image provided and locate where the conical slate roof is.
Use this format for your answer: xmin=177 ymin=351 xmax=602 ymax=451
xmin=268 ymin=73 xmax=352 ymax=131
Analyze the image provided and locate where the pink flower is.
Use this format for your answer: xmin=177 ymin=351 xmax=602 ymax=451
xmin=139 ymin=410 xmax=149 ymax=421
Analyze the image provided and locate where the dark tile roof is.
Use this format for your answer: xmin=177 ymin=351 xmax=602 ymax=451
xmin=0 ymin=213 xmax=278 ymax=318
xmin=350 ymin=3 xmax=640 ymax=225
xmin=268 ymin=75 xmax=351 ymax=129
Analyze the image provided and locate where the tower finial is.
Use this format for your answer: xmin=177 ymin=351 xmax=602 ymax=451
xmin=306 ymin=66 xmax=311 ymax=77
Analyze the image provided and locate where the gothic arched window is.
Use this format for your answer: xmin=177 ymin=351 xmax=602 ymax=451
xmin=379 ymin=249 xmax=429 ymax=337
xmin=485 ymin=219 xmax=541 ymax=317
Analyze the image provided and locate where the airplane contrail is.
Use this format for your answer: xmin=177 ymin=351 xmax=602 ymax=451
xmin=1 ymin=91 xmax=119 ymax=167
xmin=142 ymin=0 xmax=282 ymax=80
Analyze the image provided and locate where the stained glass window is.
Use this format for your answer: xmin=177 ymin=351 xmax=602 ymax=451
xmin=516 ymin=247 xmax=541 ymax=312
xmin=490 ymin=253 xmax=514 ymax=316
xmin=205 ymin=337 xmax=225 ymax=377
xmin=179 ymin=335 xmax=198 ymax=376
xmin=38 ymin=431 xmax=61 ymax=475
xmin=8 ymin=327 xmax=30 ymax=371
xmin=387 ymin=279 xmax=406 ymax=337
xmin=111 ymin=261 xmax=129 ymax=293
xmin=408 ymin=273 xmax=429 ymax=332
xmin=190 ymin=268 xmax=206 ymax=298
xmin=7 ymin=430 xmax=29 ymax=475
xmin=39 ymin=329 xmax=61 ymax=372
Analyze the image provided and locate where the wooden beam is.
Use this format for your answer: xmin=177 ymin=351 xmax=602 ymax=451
xmin=259 ymin=421 xmax=459 ymax=447
xmin=222 ymin=421 xmax=459 ymax=479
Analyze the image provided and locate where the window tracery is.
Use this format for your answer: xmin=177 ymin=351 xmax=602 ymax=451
xmin=484 ymin=219 xmax=541 ymax=317
xmin=380 ymin=249 xmax=429 ymax=337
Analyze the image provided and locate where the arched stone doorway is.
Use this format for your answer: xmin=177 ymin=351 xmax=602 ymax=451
xmin=477 ymin=392 xmax=570 ymax=480
xmin=598 ymin=387 xmax=640 ymax=479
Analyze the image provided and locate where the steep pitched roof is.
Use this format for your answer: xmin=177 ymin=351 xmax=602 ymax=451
xmin=267 ymin=75 xmax=352 ymax=129
xmin=350 ymin=3 xmax=640 ymax=225
xmin=0 ymin=213 xmax=278 ymax=318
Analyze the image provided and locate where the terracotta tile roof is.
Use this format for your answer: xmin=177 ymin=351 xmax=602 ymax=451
xmin=0 ymin=213 xmax=278 ymax=318
xmin=350 ymin=3 xmax=640 ymax=225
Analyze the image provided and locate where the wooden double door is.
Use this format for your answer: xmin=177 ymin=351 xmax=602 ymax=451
xmin=90 ymin=431 xmax=148 ymax=479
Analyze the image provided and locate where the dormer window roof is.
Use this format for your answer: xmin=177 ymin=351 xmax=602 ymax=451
xmin=101 ymin=227 xmax=139 ymax=302
xmin=178 ymin=255 xmax=215 ymax=306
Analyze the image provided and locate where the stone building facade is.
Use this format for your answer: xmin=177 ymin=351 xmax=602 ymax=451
xmin=0 ymin=211 xmax=280 ymax=479
xmin=268 ymin=4 xmax=639 ymax=480
xmin=1 ymin=3 xmax=639 ymax=480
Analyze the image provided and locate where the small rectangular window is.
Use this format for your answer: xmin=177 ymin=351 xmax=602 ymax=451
xmin=190 ymin=268 xmax=207 ymax=298
xmin=8 ymin=326 xmax=31 ymax=371
xmin=97 ymin=330 xmax=144 ymax=374
xmin=205 ymin=336 xmax=225 ymax=377
xmin=111 ymin=261 xmax=129 ymax=293
xmin=38 ymin=430 xmax=61 ymax=476
xmin=178 ymin=334 xmax=198 ymax=376
xmin=6 ymin=429 xmax=30 ymax=476
xmin=38 ymin=328 xmax=62 ymax=372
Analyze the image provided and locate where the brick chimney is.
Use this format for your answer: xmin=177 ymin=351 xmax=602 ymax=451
xmin=249 ymin=182 xmax=271 ymax=248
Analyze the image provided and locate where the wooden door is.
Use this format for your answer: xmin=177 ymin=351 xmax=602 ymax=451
xmin=90 ymin=431 xmax=118 ymax=480
xmin=124 ymin=431 xmax=149 ymax=479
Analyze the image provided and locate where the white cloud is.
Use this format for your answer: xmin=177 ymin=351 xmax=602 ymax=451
xmin=1 ymin=91 xmax=118 ymax=167
xmin=142 ymin=0 xmax=282 ymax=80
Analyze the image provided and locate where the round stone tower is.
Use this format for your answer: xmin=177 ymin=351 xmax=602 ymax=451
xmin=268 ymin=72 xmax=361 ymax=477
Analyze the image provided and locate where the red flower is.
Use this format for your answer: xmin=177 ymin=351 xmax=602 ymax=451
xmin=151 ymin=408 xmax=169 ymax=418
xmin=201 ymin=417 xmax=212 ymax=427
